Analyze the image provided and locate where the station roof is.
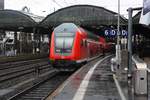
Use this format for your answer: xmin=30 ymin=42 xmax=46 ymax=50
xmin=0 ymin=10 xmax=44 ymax=32
xmin=40 ymin=5 xmax=127 ymax=28
xmin=133 ymin=11 xmax=141 ymax=24
xmin=0 ymin=5 xmax=127 ymax=34
xmin=133 ymin=11 xmax=150 ymax=37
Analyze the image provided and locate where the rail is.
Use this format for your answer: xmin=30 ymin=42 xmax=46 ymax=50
xmin=0 ymin=58 xmax=52 ymax=90
xmin=9 ymin=72 xmax=71 ymax=100
xmin=0 ymin=58 xmax=55 ymax=100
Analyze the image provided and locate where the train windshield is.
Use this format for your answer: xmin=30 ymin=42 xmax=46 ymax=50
xmin=55 ymin=36 xmax=74 ymax=49
xmin=55 ymin=33 xmax=75 ymax=54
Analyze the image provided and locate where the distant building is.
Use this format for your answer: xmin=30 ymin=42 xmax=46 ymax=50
xmin=0 ymin=0 xmax=4 ymax=10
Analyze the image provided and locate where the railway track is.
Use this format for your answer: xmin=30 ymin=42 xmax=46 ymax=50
xmin=0 ymin=58 xmax=48 ymax=70
xmin=9 ymin=72 xmax=72 ymax=100
xmin=0 ymin=58 xmax=52 ymax=89
xmin=0 ymin=62 xmax=49 ymax=81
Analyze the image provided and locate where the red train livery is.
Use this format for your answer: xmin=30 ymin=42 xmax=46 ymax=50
xmin=49 ymin=23 xmax=105 ymax=69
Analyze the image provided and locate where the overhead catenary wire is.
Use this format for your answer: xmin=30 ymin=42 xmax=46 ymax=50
xmin=64 ymin=0 xmax=68 ymax=6
xmin=52 ymin=0 xmax=63 ymax=7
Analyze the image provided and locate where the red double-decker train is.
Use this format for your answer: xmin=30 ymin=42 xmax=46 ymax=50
xmin=49 ymin=23 xmax=107 ymax=70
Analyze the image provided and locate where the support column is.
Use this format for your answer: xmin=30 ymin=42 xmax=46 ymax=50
xmin=19 ymin=32 xmax=22 ymax=54
xmin=37 ymin=29 xmax=41 ymax=53
xmin=127 ymin=8 xmax=133 ymax=77
xmin=33 ymin=27 xmax=36 ymax=54
xmin=14 ymin=31 xmax=17 ymax=55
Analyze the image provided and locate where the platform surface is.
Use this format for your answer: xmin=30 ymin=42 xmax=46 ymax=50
xmin=48 ymin=55 xmax=122 ymax=100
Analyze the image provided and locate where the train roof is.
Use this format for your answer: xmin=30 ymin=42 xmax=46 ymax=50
xmin=54 ymin=23 xmax=78 ymax=33
xmin=83 ymin=29 xmax=99 ymax=41
xmin=54 ymin=23 xmax=99 ymax=41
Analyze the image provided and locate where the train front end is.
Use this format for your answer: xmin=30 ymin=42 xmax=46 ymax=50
xmin=49 ymin=23 xmax=78 ymax=69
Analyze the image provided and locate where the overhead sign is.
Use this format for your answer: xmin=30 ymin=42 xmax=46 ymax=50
xmin=139 ymin=0 xmax=150 ymax=25
xmin=104 ymin=29 xmax=127 ymax=37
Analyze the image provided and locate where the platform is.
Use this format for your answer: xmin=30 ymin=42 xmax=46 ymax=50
xmin=47 ymin=55 xmax=124 ymax=100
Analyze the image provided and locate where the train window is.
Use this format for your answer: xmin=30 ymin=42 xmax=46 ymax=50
xmin=64 ymin=37 xmax=74 ymax=49
xmin=81 ymin=40 xmax=83 ymax=46
xmin=84 ymin=39 xmax=87 ymax=47
xmin=54 ymin=23 xmax=78 ymax=33
xmin=55 ymin=37 xmax=64 ymax=49
xmin=55 ymin=36 xmax=74 ymax=53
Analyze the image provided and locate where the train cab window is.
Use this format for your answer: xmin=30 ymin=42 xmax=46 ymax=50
xmin=64 ymin=37 xmax=74 ymax=49
xmin=54 ymin=23 xmax=78 ymax=34
xmin=55 ymin=37 xmax=64 ymax=49
xmin=83 ymin=39 xmax=87 ymax=47
xmin=55 ymin=33 xmax=74 ymax=53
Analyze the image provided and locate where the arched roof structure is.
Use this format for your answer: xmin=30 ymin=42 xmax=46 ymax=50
xmin=40 ymin=5 xmax=127 ymax=28
xmin=0 ymin=10 xmax=44 ymax=32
